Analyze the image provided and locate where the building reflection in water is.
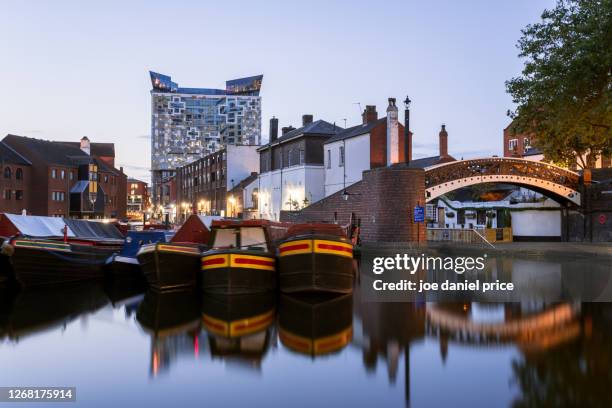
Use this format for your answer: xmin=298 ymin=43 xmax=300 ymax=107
xmin=201 ymin=293 xmax=275 ymax=371
xmin=278 ymin=293 xmax=353 ymax=357
xmin=136 ymin=290 xmax=202 ymax=377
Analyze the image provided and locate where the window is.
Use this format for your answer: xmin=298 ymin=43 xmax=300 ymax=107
xmin=523 ymin=137 xmax=531 ymax=152
xmin=3 ymin=189 xmax=11 ymax=200
xmin=326 ymin=150 xmax=331 ymax=169
xmin=70 ymin=171 xmax=74 ymax=181
xmin=299 ymin=149 xmax=305 ymax=165
xmin=508 ymin=139 xmax=518 ymax=151
xmin=51 ymin=168 xmax=57 ymax=179
xmin=4 ymin=167 xmax=11 ymax=179
xmin=15 ymin=190 xmax=23 ymax=201
xmin=15 ymin=168 xmax=23 ymax=180
xmin=104 ymin=175 xmax=109 ymax=183
xmin=51 ymin=191 xmax=65 ymax=201
xmin=339 ymin=146 xmax=345 ymax=167
xmin=61 ymin=169 xmax=65 ymax=180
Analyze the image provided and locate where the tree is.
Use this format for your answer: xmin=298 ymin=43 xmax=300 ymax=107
xmin=506 ymin=0 xmax=612 ymax=169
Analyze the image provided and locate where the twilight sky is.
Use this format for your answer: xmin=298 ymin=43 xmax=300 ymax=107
xmin=0 ymin=0 xmax=554 ymax=183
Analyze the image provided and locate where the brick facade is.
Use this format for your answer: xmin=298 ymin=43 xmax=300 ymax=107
xmin=281 ymin=166 xmax=426 ymax=243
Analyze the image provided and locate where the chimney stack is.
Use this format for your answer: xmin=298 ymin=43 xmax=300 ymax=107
xmin=269 ymin=117 xmax=278 ymax=143
xmin=80 ymin=136 xmax=91 ymax=155
xmin=302 ymin=114 xmax=313 ymax=127
xmin=362 ymin=105 xmax=378 ymax=124
xmin=439 ymin=124 xmax=449 ymax=158
xmin=281 ymin=126 xmax=295 ymax=135
xmin=386 ymin=98 xmax=399 ymax=166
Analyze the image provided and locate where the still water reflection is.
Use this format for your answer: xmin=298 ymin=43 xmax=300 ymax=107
xmin=1 ymin=254 xmax=611 ymax=408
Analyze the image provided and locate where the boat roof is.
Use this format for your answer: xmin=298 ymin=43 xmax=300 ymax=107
xmin=64 ymin=218 xmax=124 ymax=241
xmin=285 ymin=223 xmax=348 ymax=239
xmin=1 ymin=213 xmax=76 ymax=238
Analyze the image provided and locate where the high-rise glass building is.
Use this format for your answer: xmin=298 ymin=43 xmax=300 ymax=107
xmin=149 ymin=71 xmax=262 ymax=205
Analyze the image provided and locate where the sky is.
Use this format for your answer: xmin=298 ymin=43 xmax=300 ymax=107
xmin=0 ymin=0 xmax=555 ymax=183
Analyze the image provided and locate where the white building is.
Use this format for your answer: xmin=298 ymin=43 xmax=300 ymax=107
xmin=256 ymin=116 xmax=342 ymax=220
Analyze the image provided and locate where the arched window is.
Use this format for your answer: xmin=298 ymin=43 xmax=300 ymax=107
xmin=15 ymin=168 xmax=23 ymax=180
xmin=3 ymin=167 xmax=11 ymax=179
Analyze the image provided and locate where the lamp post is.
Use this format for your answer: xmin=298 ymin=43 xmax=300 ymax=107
xmin=403 ymin=96 xmax=411 ymax=166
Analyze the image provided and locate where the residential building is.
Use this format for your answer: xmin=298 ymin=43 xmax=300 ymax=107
xmin=175 ymin=145 xmax=259 ymax=220
xmin=2 ymin=135 xmax=127 ymax=218
xmin=227 ymin=172 xmax=258 ymax=218
xmin=0 ymin=141 xmax=32 ymax=214
xmin=324 ymin=99 xmax=454 ymax=197
xmin=149 ymin=71 xmax=263 ymax=205
xmin=257 ymin=115 xmax=342 ymax=220
xmin=127 ymin=178 xmax=150 ymax=219
xmin=503 ymin=120 xmax=611 ymax=168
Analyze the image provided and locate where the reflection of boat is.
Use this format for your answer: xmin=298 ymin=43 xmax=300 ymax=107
xmin=105 ymin=230 xmax=167 ymax=281
xmin=0 ymin=283 xmax=109 ymax=341
xmin=136 ymin=290 xmax=201 ymax=377
xmin=137 ymin=215 xmax=212 ymax=291
xmin=200 ymin=220 xmax=284 ymax=294
xmin=278 ymin=224 xmax=354 ymax=294
xmin=279 ymin=293 xmax=353 ymax=357
xmin=202 ymin=293 xmax=275 ymax=364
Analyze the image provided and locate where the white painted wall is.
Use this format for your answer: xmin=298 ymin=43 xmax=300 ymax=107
xmin=511 ymin=210 xmax=561 ymax=237
xmin=325 ymin=133 xmax=371 ymax=197
xmin=257 ymin=165 xmax=326 ymax=220
xmin=226 ymin=145 xmax=259 ymax=192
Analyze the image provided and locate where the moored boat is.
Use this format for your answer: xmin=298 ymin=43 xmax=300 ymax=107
xmin=105 ymin=230 xmax=168 ymax=282
xmin=200 ymin=220 xmax=287 ymax=294
xmin=137 ymin=214 xmax=213 ymax=292
xmin=277 ymin=224 xmax=355 ymax=294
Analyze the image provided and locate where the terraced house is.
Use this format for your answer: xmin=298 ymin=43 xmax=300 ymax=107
xmin=1 ymin=135 xmax=127 ymax=218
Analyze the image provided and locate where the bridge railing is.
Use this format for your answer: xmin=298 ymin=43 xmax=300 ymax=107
xmin=427 ymin=227 xmax=495 ymax=248
xmin=424 ymin=158 xmax=580 ymax=190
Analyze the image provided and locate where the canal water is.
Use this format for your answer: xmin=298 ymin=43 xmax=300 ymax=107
xmin=1 ymin=253 xmax=611 ymax=407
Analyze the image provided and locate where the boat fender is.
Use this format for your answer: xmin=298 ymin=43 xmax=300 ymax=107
xmin=0 ymin=241 xmax=15 ymax=257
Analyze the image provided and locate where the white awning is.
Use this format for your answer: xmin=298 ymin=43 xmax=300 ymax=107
xmin=4 ymin=213 xmax=75 ymax=238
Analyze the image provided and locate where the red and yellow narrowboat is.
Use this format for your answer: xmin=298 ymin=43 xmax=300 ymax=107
xmin=277 ymin=224 xmax=354 ymax=294
xmin=279 ymin=293 xmax=353 ymax=357
xmin=200 ymin=220 xmax=288 ymax=294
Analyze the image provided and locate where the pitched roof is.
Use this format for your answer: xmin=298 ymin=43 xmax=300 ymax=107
xmin=258 ymin=120 xmax=342 ymax=150
xmin=408 ymin=156 xmax=443 ymax=169
xmin=229 ymin=172 xmax=259 ymax=193
xmin=325 ymin=118 xmax=386 ymax=144
xmin=59 ymin=141 xmax=115 ymax=157
xmin=3 ymin=134 xmax=91 ymax=166
xmin=0 ymin=141 xmax=31 ymax=165
xmin=127 ymin=177 xmax=147 ymax=184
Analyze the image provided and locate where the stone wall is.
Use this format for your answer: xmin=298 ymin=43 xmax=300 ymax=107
xmin=281 ymin=166 xmax=426 ymax=243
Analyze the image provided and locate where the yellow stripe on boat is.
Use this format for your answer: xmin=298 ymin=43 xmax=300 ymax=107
xmin=313 ymin=239 xmax=353 ymax=258
xmin=202 ymin=310 xmax=274 ymax=338
xmin=157 ymin=244 xmax=200 ymax=255
xmin=279 ymin=326 xmax=353 ymax=355
xmin=278 ymin=239 xmax=313 ymax=257
xmin=229 ymin=254 xmax=275 ymax=271
xmin=201 ymin=254 xmax=230 ymax=270
xmin=13 ymin=240 xmax=71 ymax=252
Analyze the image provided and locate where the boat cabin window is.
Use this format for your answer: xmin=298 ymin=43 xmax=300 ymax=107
xmin=214 ymin=228 xmax=239 ymax=248
xmin=240 ymin=227 xmax=267 ymax=251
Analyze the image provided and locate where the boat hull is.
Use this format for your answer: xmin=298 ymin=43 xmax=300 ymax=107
xmin=278 ymin=236 xmax=354 ymax=294
xmin=105 ymin=255 xmax=143 ymax=282
xmin=137 ymin=243 xmax=201 ymax=292
xmin=10 ymin=239 xmax=112 ymax=288
xmin=200 ymin=250 xmax=276 ymax=295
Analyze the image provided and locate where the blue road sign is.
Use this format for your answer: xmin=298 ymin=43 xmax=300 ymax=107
xmin=413 ymin=206 xmax=425 ymax=223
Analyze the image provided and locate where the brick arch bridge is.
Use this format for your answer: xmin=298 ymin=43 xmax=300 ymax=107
xmin=424 ymin=157 xmax=581 ymax=205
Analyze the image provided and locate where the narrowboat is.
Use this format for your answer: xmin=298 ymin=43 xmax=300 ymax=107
xmin=202 ymin=293 xmax=275 ymax=366
xmin=137 ymin=215 xmax=213 ymax=292
xmin=278 ymin=293 xmax=353 ymax=357
xmin=200 ymin=220 xmax=288 ymax=294
xmin=0 ymin=214 xmax=124 ymax=287
xmin=277 ymin=223 xmax=355 ymax=294
xmin=105 ymin=230 xmax=168 ymax=282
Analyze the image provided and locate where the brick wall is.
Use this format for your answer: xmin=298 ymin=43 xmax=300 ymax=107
xmin=281 ymin=166 xmax=426 ymax=243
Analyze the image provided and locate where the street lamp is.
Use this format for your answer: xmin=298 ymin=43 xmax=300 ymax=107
xmin=403 ymin=95 xmax=411 ymax=165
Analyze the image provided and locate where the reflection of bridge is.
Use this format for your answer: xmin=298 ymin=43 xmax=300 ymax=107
xmin=424 ymin=157 xmax=581 ymax=205
xmin=425 ymin=303 xmax=581 ymax=349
